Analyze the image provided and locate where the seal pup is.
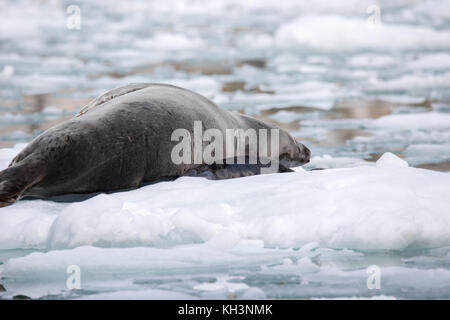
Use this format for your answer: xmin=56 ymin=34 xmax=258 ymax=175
xmin=0 ymin=83 xmax=310 ymax=207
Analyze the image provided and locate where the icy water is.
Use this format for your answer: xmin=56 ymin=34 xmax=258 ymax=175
xmin=1 ymin=0 xmax=450 ymax=299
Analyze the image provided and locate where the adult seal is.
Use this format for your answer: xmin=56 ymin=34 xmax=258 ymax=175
xmin=0 ymin=83 xmax=310 ymax=207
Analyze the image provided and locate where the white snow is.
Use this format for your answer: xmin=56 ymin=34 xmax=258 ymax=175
xmin=1 ymin=148 xmax=449 ymax=253
xmin=376 ymin=152 xmax=408 ymax=168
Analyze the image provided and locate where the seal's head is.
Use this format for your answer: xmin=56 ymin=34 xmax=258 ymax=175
xmin=278 ymin=131 xmax=310 ymax=168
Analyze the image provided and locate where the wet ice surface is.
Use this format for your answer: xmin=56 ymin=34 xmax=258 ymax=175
xmin=1 ymin=0 xmax=450 ymax=299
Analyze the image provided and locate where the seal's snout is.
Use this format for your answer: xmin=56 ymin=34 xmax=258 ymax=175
xmin=295 ymin=140 xmax=311 ymax=164
xmin=303 ymin=146 xmax=311 ymax=163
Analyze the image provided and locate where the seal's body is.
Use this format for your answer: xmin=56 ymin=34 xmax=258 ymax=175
xmin=0 ymin=84 xmax=310 ymax=206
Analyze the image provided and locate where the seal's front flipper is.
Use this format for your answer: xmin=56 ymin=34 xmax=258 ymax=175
xmin=183 ymin=156 xmax=293 ymax=180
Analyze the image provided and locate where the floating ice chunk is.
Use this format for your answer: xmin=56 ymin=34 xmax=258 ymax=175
xmin=296 ymin=257 xmax=320 ymax=273
xmin=347 ymin=54 xmax=398 ymax=67
xmin=299 ymin=241 xmax=319 ymax=252
xmin=237 ymin=80 xmax=342 ymax=111
xmin=268 ymin=110 xmax=311 ymax=122
xmin=42 ymin=106 xmax=65 ymax=116
xmin=134 ymin=33 xmax=205 ymax=50
xmin=0 ymin=113 xmax=43 ymax=125
xmin=0 ymin=131 xmax=27 ymax=143
xmin=407 ymin=53 xmax=450 ymax=70
xmin=0 ymin=65 xmax=14 ymax=78
xmin=373 ymin=95 xmax=427 ymax=105
xmin=376 ymin=152 xmax=408 ymax=168
xmin=237 ymin=33 xmax=274 ymax=49
xmin=275 ymin=15 xmax=450 ymax=51
xmin=238 ymin=287 xmax=267 ymax=300
xmin=369 ymin=72 xmax=450 ymax=91
xmin=373 ymin=112 xmax=450 ymax=130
